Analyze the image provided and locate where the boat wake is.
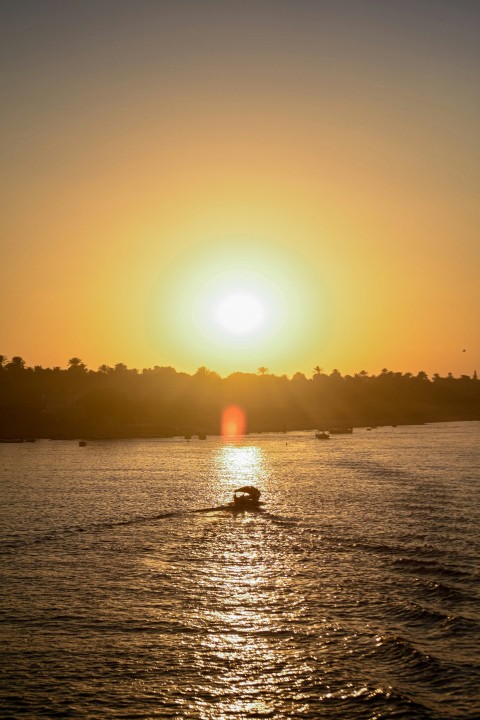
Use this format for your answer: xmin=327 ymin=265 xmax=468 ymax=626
xmin=0 ymin=505 xmax=276 ymax=553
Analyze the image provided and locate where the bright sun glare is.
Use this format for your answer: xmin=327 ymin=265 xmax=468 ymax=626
xmin=215 ymin=293 xmax=266 ymax=335
xmin=190 ymin=268 xmax=289 ymax=350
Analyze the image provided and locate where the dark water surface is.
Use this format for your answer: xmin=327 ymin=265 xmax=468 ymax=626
xmin=1 ymin=422 xmax=479 ymax=719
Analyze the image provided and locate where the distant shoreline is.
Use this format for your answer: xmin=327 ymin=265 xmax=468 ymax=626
xmin=1 ymin=418 xmax=478 ymax=444
xmin=1 ymin=362 xmax=478 ymax=441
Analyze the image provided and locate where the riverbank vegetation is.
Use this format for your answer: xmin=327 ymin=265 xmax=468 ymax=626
xmin=0 ymin=356 xmax=478 ymax=439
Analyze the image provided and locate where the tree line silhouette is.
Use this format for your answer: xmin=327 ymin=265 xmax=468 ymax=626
xmin=0 ymin=355 xmax=478 ymax=439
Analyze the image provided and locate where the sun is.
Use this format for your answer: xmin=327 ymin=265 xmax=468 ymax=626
xmin=152 ymin=239 xmax=325 ymax=370
xmin=191 ymin=269 xmax=287 ymax=349
xmin=214 ymin=293 xmax=266 ymax=336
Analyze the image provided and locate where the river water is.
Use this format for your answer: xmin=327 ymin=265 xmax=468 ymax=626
xmin=1 ymin=422 xmax=479 ymax=719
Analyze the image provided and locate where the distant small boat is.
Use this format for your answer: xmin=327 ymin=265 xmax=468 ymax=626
xmin=315 ymin=431 xmax=330 ymax=440
xmin=197 ymin=433 xmax=207 ymax=440
xmin=79 ymin=440 xmax=87 ymax=447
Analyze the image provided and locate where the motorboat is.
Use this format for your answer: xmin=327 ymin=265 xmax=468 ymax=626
xmin=315 ymin=430 xmax=329 ymax=440
xmin=230 ymin=485 xmax=263 ymax=511
xmin=191 ymin=485 xmax=264 ymax=515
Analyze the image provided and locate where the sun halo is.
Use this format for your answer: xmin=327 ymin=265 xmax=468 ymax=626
xmin=151 ymin=239 xmax=325 ymax=373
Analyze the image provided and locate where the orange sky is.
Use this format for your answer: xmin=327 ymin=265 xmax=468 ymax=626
xmin=1 ymin=1 xmax=479 ymax=377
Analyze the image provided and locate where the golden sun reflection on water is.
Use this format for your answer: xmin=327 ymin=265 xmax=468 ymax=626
xmin=192 ymin=546 xmax=286 ymax=719
xmin=182 ymin=438 xmax=297 ymax=718
xmin=213 ymin=445 xmax=268 ymax=491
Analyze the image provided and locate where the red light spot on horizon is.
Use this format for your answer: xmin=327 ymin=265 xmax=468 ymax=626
xmin=221 ymin=405 xmax=246 ymax=439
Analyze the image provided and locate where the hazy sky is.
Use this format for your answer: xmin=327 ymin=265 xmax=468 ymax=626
xmin=1 ymin=0 xmax=479 ymax=377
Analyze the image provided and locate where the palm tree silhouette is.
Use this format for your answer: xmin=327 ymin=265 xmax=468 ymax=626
xmin=68 ymin=357 xmax=86 ymax=371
